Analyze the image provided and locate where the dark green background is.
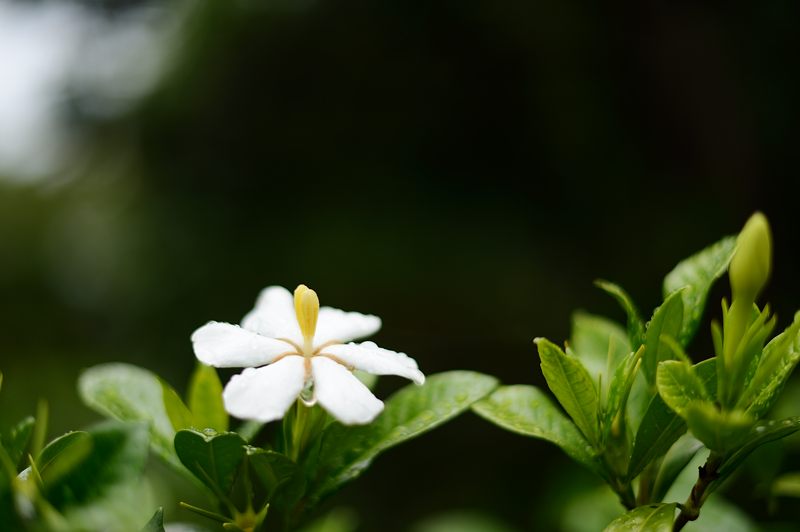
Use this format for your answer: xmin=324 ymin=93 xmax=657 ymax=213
xmin=1 ymin=1 xmax=799 ymax=529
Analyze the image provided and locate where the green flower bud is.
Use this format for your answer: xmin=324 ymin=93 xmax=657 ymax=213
xmin=730 ymin=212 xmax=772 ymax=302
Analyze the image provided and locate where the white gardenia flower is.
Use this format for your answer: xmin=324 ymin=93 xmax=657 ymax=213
xmin=191 ymin=285 xmax=425 ymax=425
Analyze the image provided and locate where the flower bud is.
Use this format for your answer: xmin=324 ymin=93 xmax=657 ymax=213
xmin=730 ymin=212 xmax=772 ymax=302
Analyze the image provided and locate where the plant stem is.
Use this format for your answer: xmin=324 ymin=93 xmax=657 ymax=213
xmin=673 ymin=454 xmax=721 ymax=531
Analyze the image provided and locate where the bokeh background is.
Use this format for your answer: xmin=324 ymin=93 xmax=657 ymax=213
xmin=1 ymin=0 xmax=799 ymax=530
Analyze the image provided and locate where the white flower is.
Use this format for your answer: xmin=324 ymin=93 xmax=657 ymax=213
xmin=191 ymin=285 xmax=425 ymax=425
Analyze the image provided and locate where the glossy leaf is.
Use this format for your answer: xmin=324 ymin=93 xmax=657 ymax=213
xmin=43 ymin=421 xmax=149 ymax=507
xmin=603 ymin=503 xmax=676 ymax=532
xmin=595 ymin=279 xmax=645 ymax=347
xmin=629 ymin=359 xmax=715 ymax=480
xmin=161 ymin=381 xmax=194 ymax=432
xmin=306 ymin=371 xmax=497 ymax=506
xmin=741 ymin=312 xmax=800 ymax=418
xmin=79 ymin=363 xmax=180 ymax=469
xmin=174 ymin=429 xmax=246 ymax=495
xmin=663 ymin=235 xmax=737 ymax=345
xmin=642 ymin=290 xmax=684 ymax=385
xmin=473 ymin=385 xmax=597 ymax=471
xmin=655 ymin=360 xmax=709 ymax=418
xmin=4 ymin=416 xmax=34 ymax=469
xmin=537 ymin=338 xmax=600 ymax=446
xmin=36 ymin=431 xmax=93 ymax=487
xmin=188 ymin=364 xmax=228 ymax=432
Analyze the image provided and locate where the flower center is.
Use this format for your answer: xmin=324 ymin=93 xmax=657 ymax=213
xmin=294 ymin=284 xmax=319 ymax=356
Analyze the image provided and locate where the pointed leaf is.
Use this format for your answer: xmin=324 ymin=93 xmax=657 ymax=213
xmin=79 ymin=363 xmax=180 ymax=469
xmin=472 ymin=385 xmax=597 ymax=471
xmin=663 ymin=235 xmax=737 ymax=345
xmin=42 ymin=421 xmax=149 ymax=507
xmin=629 ymin=359 xmax=716 ymax=480
xmin=569 ymin=312 xmax=630 ymax=395
xmin=174 ymin=429 xmax=246 ymax=495
xmin=537 ymin=338 xmax=600 ymax=446
xmin=642 ymin=291 xmax=685 ymax=385
xmin=36 ymin=431 xmax=94 ymax=487
xmin=161 ymin=381 xmax=195 ymax=432
xmin=306 ymin=371 xmax=497 ymax=506
xmin=188 ymin=364 xmax=228 ymax=432
xmin=741 ymin=312 xmax=800 ymax=418
xmin=141 ymin=507 xmax=165 ymax=532
xmin=595 ymin=280 xmax=645 ymax=347
xmin=656 ymin=360 xmax=709 ymax=418
xmin=4 ymin=416 xmax=34 ymax=469
xmin=603 ymin=503 xmax=676 ymax=532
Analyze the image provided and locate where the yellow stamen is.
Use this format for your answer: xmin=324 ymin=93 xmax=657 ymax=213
xmin=294 ymin=284 xmax=319 ymax=355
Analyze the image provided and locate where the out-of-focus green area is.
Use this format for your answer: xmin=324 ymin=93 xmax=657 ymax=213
xmin=1 ymin=0 xmax=799 ymax=529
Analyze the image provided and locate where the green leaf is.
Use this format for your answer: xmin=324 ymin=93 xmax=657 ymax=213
xmin=603 ymin=503 xmax=676 ymax=532
xmin=663 ymin=235 xmax=737 ymax=345
xmin=652 ymin=435 xmax=704 ymax=502
xmin=472 ymin=385 xmax=597 ymax=471
xmin=629 ymin=359 xmax=716 ymax=480
xmin=741 ymin=312 xmax=800 ymax=418
xmin=43 ymin=421 xmax=150 ymax=507
xmin=655 ymin=360 xmax=709 ymax=418
xmin=602 ymin=348 xmax=642 ymax=438
xmin=188 ymin=364 xmax=228 ymax=432
xmin=569 ymin=312 xmax=630 ymax=396
xmin=642 ymin=291 xmax=685 ymax=385
xmin=247 ymin=447 xmax=298 ymax=499
xmin=306 ymin=371 xmax=497 ymax=506
xmin=4 ymin=416 xmax=34 ymax=469
xmin=174 ymin=429 xmax=245 ymax=495
xmin=595 ymin=280 xmax=645 ymax=347
xmin=36 ymin=431 xmax=94 ymax=487
xmin=79 ymin=363 xmax=181 ymax=469
xmin=141 ymin=507 xmax=165 ymax=532
xmin=161 ymin=381 xmax=195 ymax=432
xmin=684 ymin=403 xmax=754 ymax=454
xmin=715 ymin=416 xmax=800 ymax=486
xmin=537 ymin=338 xmax=600 ymax=446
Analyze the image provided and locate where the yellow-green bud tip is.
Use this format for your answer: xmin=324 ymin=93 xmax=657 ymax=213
xmin=730 ymin=212 xmax=772 ymax=302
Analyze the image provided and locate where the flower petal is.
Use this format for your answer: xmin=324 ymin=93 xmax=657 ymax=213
xmin=314 ymin=306 xmax=381 ymax=345
xmin=311 ymin=356 xmax=384 ymax=425
xmin=222 ymin=355 xmax=306 ymax=422
xmin=241 ymin=286 xmax=303 ymax=343
xmin=192 ymin=321 xmax=298 ymax=368
xmin=322 ymin=341 xmax=425 ymax=385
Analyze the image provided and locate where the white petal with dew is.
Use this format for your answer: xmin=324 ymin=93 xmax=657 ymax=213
xmin=241 ymin=286 xmax=303 ymax=343
xmin=192 ymin=321 xmax=298 ymax=368
xmin=311 ymin=356 xmax=384 ymax=425
xmin=322 ymin=341 xmax=425 ymax=384
xmin=314 ymin=306 xmax=381 ymax=345
xmin=222 ymin=355 xmax=306 ymax=422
